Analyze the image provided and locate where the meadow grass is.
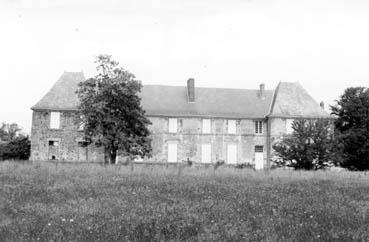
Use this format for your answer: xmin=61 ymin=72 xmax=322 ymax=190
xmin=0 ymin=161 xmax=368 ymax=241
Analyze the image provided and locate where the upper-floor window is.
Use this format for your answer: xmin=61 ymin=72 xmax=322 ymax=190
xmin=286 ymin=119 xmax=294 ymax=134
xmin=50 ymin=112 xmax=60 ymax=129
xmin=227 ymin=120 xmax=236 ymax=134
xmin=202 ymin=119 xmax=211 ymax=134
xmin=255 ymin=120 xmax=263 ymax=134
xmin=168 ymin=118 xmax=177 ymax=133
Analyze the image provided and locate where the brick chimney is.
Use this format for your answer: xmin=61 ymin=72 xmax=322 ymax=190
xmin=259 ymin=83 xmax=265 ymax=99
xmin=187 ymin=78 xmax=195 ymax=102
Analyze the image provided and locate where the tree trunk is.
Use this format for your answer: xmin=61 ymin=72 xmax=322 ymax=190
xmin=110 ymin=148 xmax=117 ymax=164
xmin=104 ymin=147 xmax=110 ymax=164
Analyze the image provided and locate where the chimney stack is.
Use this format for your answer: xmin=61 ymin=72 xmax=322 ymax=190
xmin=187 ymin=78 xmax=195 ymax=102
xmin=320 ymin=101 xmax=325 ymax=110
xmin=259 ymin=83 xmax=265 ymax=99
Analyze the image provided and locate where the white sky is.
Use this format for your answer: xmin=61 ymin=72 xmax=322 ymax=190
xmin=1 ymin=0 xmax=369 ymax=133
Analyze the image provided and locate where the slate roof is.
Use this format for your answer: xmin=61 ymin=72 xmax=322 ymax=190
xmin=32 ymin=72 xmax=85 ymax=111
xmin=140 ymin=85 xmax=274 ymax=118
xmin=268 ymin=82 xmax=330 ymax=118
xmin=32 ymin=72 xmax=330 ymax=119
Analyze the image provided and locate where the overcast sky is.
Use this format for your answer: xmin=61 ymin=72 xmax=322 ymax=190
xmin=1 ymin=0 xmax=369 ymax=133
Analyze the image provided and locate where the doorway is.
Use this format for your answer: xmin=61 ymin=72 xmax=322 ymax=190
xmin=255 ymin=145 xmax=264 ymax=170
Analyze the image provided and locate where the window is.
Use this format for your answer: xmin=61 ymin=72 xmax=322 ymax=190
xmin=201 ymin=144 xmax=211 ymax=163
xmin=202 ymin=119 xmax=211 ymax=134
xmin=77 ymin=141 xmax=88 ymax=147
xmin=48 ymin=140 xmax=59 ymax=146
xmin=227 ymin=144 xmax=237 ymax=164
xmin=168 ymin=118 xmax=177 ymax=133
xmin=167 ymin=143 xmax=178 ymax=162
xmin=255 ymin=145 xmax=264 ymax=153
xmin=255 ymin=121 xmax=263 ymax=134
xmin=227 ymin=120 xmax=236 ymax=134
xmin=286 ymin=119 xmax=294 ymax=134
xmin=78 ymin=115 xmax=85 ymax=131
xmin=50 ymin=112 xmax=60 ymax=129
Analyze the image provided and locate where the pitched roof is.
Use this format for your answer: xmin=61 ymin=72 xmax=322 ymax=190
xmin=140 ymin=85 xmax=273 ymax=118
xmin=268 ymin=82 xmax=330 ymax=118
xmin=32 ymin=72 xmax=330 ymax=119
xmin=32 ymin=72 xmax=85 ymax=111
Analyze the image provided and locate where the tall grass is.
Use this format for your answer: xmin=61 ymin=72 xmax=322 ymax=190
xmin=1 ymin=161 xmax=368 ymax=241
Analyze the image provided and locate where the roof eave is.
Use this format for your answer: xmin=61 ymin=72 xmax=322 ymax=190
xmin=31 ymin=107 xmax=79 ymax=112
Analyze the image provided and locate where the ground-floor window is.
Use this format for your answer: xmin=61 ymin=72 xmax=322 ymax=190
xmin=48 ymin=139 xmax=60 ymax=160
xmin=167 ymin=143 xmax=178 ymax=163
xmin=201 ymin=144 xmax=211 ymax=163
xmin=49 ymin=140 xmax=59 ymax=146
xmin=227 ymin=144 xmax=237 ymax=164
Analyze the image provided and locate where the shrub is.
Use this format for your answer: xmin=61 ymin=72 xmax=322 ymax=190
xmin=0 ymin=136 xmax=30 ymax=160
xmin=235 ymin=163 xmax=254 ymax=169
xmin=272 ymin=119 xmax=334 ymax=170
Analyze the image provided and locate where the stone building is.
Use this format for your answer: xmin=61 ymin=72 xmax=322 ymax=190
xmin=30 ymin=72 xmax=330 ymax=168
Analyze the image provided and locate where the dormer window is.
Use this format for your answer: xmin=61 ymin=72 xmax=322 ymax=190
xmin=255 ymin=120 xmax=263 ymax=134
xmin=168 ymin=118 xmax=177 ymax=133
xmin=50 ymin=112 xmax=60 ymax=129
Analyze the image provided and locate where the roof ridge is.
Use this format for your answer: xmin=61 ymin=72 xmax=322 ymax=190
xmin=143 ymin=84 xmax=274 ymax=91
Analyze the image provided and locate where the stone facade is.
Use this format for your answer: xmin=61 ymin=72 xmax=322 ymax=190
xmin=30 ymin=110 xmax=103 ymax=162
xmin=146 ymin=117 xmax=268 ymax=165
xmin=31 ymin=113 xmax=270 ymax=166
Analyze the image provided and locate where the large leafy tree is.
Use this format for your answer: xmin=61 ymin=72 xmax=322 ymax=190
xmin=331 ymin=87 xmax=369 ymax=170
xmin=272 ymin=119 xmax=333 ymax=170
xmin=77 ymin=55 xmax=152 ymax=164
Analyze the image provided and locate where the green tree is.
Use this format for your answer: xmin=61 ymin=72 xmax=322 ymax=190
xmin=331 ymin=87 xmax=369 ymax=170
xmin=0 ymin=136 xmax=31 ymax=160
xmin=0 ymin=123 xmax=21 ymax=142
xmin=0 ymin=122 xmax=30 ymax=161
xmin=272 ymin=119 xmax=333 ymax=170
xmin=76 ymin=55 xmax=152 ymax=164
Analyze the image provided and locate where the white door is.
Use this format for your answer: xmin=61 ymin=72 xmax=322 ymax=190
xmin=168 ymin=143 xmax=177 ymax=163
xmin=255 ymin=146 xmax=264 ymax=170
xmin=227 ymin=144 xmax=237 ymax=164
xmin=201 ymin=144 xmax=211 ymax=163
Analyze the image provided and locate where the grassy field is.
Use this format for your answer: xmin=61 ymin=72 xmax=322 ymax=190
xmin=0 ymin=161 xmax=369 ymax=241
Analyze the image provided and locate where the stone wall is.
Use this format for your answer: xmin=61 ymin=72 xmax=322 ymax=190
xmin=30 ymin=110 xmax=271 ymax=165
xmin=30 ymin=111 xmax=103 ymax=162
xmin=146 ymin=117 xmax=268 ymax=165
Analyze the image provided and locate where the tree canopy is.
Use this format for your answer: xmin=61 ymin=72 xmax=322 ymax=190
xmin=0 ymin=123 xmax=21 ymax=142
xmin=272 ymin=119 xmax=333 ymax=170
xmin=76 ymin=55 xmax=152 ymax=164
xmin=0 ymin=122 xmax=30 ymax=160
xmin=331 ymin=87 xmax=369 ymax=170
